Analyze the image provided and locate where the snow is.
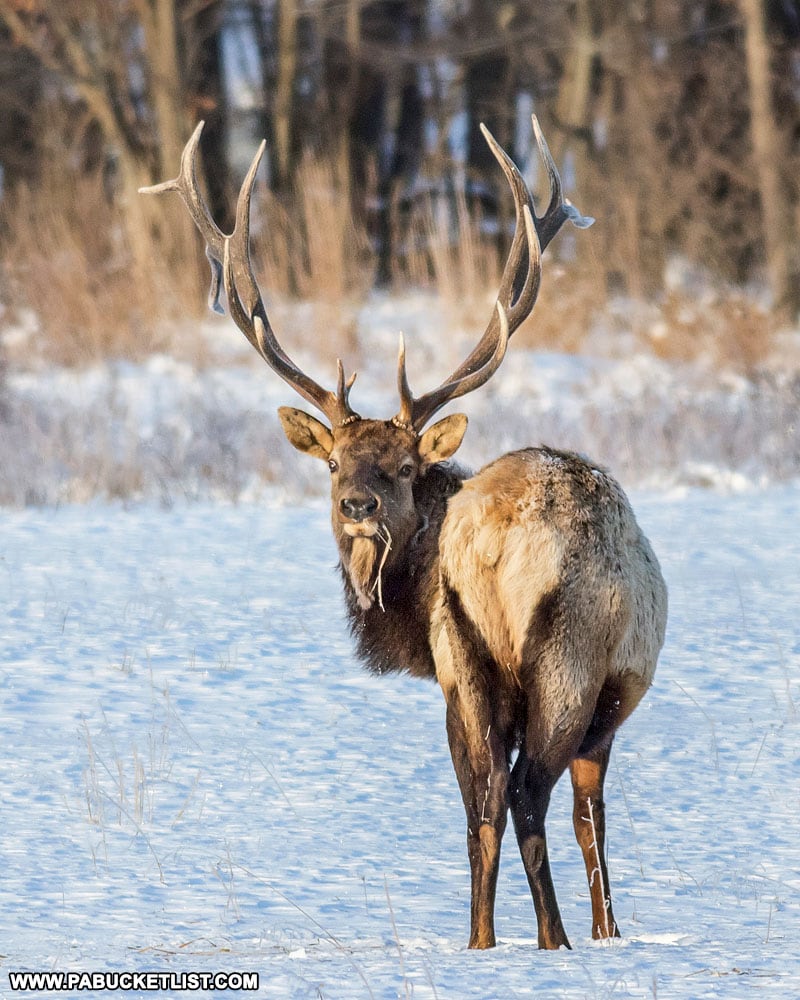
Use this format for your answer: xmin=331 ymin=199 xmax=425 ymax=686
xmin=2 ymin=484 xmax=799 ymax=998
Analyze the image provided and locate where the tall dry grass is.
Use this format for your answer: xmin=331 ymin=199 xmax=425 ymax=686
xmin=0 ymin=139 xmax=377 ymax=369
xmin=248 ymin=152 xmax=376 ymax=367
xmin=0 ymin=134 xmax=785 ymax=375
xmin=399 ymin=187 xmax=500 ymax=304
xmin=272 ymin=154 xmax=375 ymax=302
xmin=0 ymin=149 xmax=208 ymax=366
xmin=642 ymin=290 xmax=779 ymax=372
xmin=393 ymin=183 xmax=611 ymax=356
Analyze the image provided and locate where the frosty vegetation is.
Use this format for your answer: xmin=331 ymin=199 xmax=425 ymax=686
xmin=2 ymin=294 xmax=799 ymax=508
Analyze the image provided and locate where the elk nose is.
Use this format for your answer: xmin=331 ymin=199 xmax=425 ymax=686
xmin=340 ymin=495 xmax=379 ymax=522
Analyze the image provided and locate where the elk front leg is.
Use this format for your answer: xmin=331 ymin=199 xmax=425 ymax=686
xmin=434 ymin=588 xmax=511 ymax=948
xmin=445 ymin=696 xmax=509 ymax=949
xmin=570 ymin=740 xmax=621 ymax=940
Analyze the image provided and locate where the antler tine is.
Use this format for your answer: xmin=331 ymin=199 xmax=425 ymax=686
xmin=221 ymin=140 xmax=270 ymax=359
xmin=139 ymin=121 xmax=227 ymax=313
xmin=224 ymin=141 xmax=356 ymax=422
xmin=396 ymin=205 xmax=538 ymax=432
xmin=142 ymin=123 xmax=359 ymax=428
xmin=393 ymin=123 xmax=541 ymax=432
xmin=477 ymin=122 xmax=543 ymax=343
xmin=397 ymin=298 xmax=514 ymax=432
xmin=394 ymin=334 xmax=414 ymax=430
xmin=448 ymin=116 xmax=589 ymax=383
xmin=530 ymin=115 xmax=594 ymax=248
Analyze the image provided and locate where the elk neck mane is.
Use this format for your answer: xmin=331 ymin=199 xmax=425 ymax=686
xmin=337 ymin=460 xmax=468 ymax=679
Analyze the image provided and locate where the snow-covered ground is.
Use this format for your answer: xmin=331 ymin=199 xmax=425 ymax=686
xmin=2 ymin=483 xmax=798 ymax=998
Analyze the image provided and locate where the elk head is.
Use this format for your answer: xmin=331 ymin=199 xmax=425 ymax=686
xmin=140 ymin=117 xmax=592 ymax=608
xmin=278 ymin=403 xmax=467 ymax=608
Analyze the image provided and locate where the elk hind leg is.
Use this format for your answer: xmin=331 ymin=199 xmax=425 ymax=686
xmin=509 ymin=727 xmax=582 ymax=951
xmin=510 ymin=653 xmax=606 ymax=949
xmin=570 ymin=740 xmax=620 ymax=939
xmin=570 ymin=676 xmax=645 ymax=939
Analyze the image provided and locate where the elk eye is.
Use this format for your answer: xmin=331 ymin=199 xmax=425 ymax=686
xmin=398 ymin=462 xmax=414 ymax=479
xmin=328 ymin=458 xmax=338 ymax=473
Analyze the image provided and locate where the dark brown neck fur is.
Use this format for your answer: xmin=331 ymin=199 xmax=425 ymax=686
xmin=339 ymin=462 xmax=468 ymax=678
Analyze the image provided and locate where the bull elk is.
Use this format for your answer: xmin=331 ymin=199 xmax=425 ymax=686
xmin=141 ymin=118 xmax=667 ymax=950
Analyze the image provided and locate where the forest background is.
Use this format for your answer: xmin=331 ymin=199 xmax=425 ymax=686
xmin=1 ymin=0 xmax=800 ymax=369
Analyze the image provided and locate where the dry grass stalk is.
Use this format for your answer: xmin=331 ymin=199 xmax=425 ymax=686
xmin=642 ymin=291 xmax=778 ymax=372
xmin=399 ymin=187 xmax=500 ymax=315
xmin=0 ymin=141 xmax=207 ymax=366
xmin=249 ymin=152 xmax=375 ymax=366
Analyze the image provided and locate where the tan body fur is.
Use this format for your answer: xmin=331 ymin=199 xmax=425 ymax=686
xmin=437 ymin=448 xmax=665 ymax=702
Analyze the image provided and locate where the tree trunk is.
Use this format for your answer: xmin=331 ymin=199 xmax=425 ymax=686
xmin=738 ymin=0 xmax=798 ymax=317
xmin=275 ymin=0 xmax=298 ymax=188
xmin=339 ymin=0 xmax=362 ymax=191
xmin=552 ymin=0 xmax=595 ymax=173
xmin=463 ymin=3 xmax=512 ymax=175
xmin=145 ymin=0 xmax=186 ymax=174
xmin=190 ymin=0 xmax=231 ymax=232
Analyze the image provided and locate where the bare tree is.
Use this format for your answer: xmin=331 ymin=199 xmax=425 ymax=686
xmin=0 ymin=0 xmax=199 ymax=285
xmin=738 ymin=0 xmax=799 ymax=316
xmin=274 ymin=0 xmax=298 ymax=187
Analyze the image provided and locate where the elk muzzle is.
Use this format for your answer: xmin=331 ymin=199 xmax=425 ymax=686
xmin=339 ymin=494 xmax=381 ymax=536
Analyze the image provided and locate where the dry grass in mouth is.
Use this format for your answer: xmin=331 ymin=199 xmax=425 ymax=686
xmin=347 ymin=523 xmax=393 ymax=611
xmin=370 ymin=524 xmax=393 ymax=612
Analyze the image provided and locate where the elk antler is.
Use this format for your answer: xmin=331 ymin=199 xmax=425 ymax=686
xmin=142 ymin=116 xmax=590 ymax=433
xmin=139 ymin=122 xmax=359 ymax=427
xmin=394 ymin=115 xmax=594 ymax=433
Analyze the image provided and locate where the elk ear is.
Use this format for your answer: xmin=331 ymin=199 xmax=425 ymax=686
xmin=278 ymin=406 xmax=334 ymax=460
xmin=417 ymin=413 xmax=468 ymax=467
